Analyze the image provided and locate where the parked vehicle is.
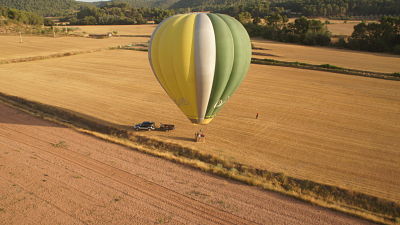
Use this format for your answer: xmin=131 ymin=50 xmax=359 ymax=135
xmin=158 ymin=124 xmax=175 ymax=132
xmin=133 ymin=121 xmax=155 ymax=131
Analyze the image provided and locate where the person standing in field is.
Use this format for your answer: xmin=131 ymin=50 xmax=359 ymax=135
xmin=256 ymin=113 xmax=259 ymax=119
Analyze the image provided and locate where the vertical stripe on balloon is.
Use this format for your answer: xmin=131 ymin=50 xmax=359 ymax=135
xmin=194 ymin=13 xmax=216 ymax=124
xmin=210 ymin=14 xmax=252 ymax=116
xmin=205 ymin=13 xmax=235 ymax=119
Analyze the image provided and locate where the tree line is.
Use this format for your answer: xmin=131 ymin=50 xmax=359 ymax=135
xmin=0 ymin=6 xmax=43 ymax=25
xmin=1 ymin=1 xmax=398 ymax=54
xmin=242 ymin=12 xmax=400 ymax=54
xmin=274 ymin=0 xmax=400 ymax=18
xmin=0 ymin=0 xmax=78 ymax=16
xmin=169 ymin=0 xmax=400 ymax=19
xmin=346 ymin=16 xmax=400 ymax=53
xmin=63 ymin=2 xmax=175 ymax=25
xmin=243 ymin=13 xmax=332 ymax=46
xmin=2 ymin=0 xmax=399 ymax=18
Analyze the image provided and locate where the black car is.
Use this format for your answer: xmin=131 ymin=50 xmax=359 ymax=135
xmin=158 ymin=124 xmax=175 ymax=132
xmin=133 ymin=121 xmax=155 ymax=131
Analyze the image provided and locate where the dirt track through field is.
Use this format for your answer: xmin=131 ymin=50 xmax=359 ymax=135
xmin=0 ymin=104 xmax=376 ymax=225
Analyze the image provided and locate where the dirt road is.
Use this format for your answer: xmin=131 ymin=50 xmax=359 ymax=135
xmin=0 ymin=103 xmax=374 ymax=225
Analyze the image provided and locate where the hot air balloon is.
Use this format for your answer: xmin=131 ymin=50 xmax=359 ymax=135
xmin=148 ymin=13 xmax=251 ymax=125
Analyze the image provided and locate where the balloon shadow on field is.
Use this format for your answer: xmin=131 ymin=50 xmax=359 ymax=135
xmin=0 ymin=103 xmax=59 ymax=127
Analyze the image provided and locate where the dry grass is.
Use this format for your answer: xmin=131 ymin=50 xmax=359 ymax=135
xmin=252 ymin=39 xmax=400 ymax=73
xmin=327 ymin=23 xmax=357 ymax=36
xmin=65 ymin=20 xmax=356 ymax=36
xmin=0 ymin=35 xmax=148 ymax=61
xmin=57 ymin=24 xmax=400 ymax=74
xmin=0 ymin=49 xmax=399 ymax=207
xmin=325 ymin=19 xmax=378 ymax=36
xmin=63 ymin=24 xmax=157 ymax=36
xmin=287 ymin=18 xmax=375 ymax=36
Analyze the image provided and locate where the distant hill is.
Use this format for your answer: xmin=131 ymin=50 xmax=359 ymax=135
xmin=169 ymin=0 xmax=400 ymax=18
xmin=171 ymin=0 xmax=234 ymax=9
xmin=110 ymin=0 xmax=181 ymax=8
xmin=169 ymin=0 xmax=249 ymax=9
xmin=0 ymin=0 xmax=78 ymax=16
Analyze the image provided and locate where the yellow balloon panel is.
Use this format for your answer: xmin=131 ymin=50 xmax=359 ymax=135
xmin=150 ymin=15 xmax=179 ymax=101
xmin=152 ymin=14 xmax=198 ymax=120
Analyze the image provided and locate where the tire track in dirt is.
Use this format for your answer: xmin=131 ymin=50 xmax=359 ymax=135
xmin=0 ymin=128 xmax=300 ymax=225
xmin=0 ymin=127 xmax=258 ymax=225
xmin=0 ymin=123 xmax=298 ymax=224
xmin=0 ymin=176 xmax=88 ymax=225
xmin=0 ymin=141 xmax=170 ymax=225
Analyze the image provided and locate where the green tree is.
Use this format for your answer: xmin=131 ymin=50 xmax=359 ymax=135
xmin=238 ymin=11 xmax=252 ymax=24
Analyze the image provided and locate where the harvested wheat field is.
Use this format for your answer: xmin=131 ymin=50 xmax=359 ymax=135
xmin=0 ymin=35 xmax=148 ymax=61
xmin=0 ymin=103 xmax=377 ymax=225
xmin=327 ymin=23 xmax=357 ymax=36
xmin=0 ymin=49 xmax=399 ymax=204
xmin=252 ymin=39 xmax=400 ymax=73
xmin=287 ymin=18 xmax=371 ymax=36
xmin=325 ymin=20 xmax=378 ymax=36
xmin=65 ymin=24 xmax=157 ymax=36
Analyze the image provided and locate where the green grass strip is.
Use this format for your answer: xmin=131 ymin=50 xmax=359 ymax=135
xmin=251 ymin=58 xmax=400 ymax=81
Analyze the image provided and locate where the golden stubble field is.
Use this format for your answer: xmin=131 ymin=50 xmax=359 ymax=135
xmin=288 ymin=18 xmax=375 ymax=36
xmin=327 ymin=22 xmax=357 ymax=36
xmin=0 ymin=35 xmax=148 ymax=61
xmin=70 ymin=21 xmax=353 ymax=36
xmin=252 ymin=39 xmax=400 ymax=73
xmin=65 ymin=24 xmax=157 ymax=36
xmin=1 ymin=43 xmax=399 ymax=203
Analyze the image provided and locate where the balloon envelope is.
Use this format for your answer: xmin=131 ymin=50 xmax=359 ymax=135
xmin=148 ymin=13 xmax=251 ymax=124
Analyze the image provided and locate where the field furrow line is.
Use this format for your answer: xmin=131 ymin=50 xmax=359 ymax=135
xmin=0 ymin=175 xmax=88 ymax=225
xmin=0 ymin=126 xmax=259 ymax=225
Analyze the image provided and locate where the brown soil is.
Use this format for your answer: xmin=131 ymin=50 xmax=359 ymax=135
xmin=0 ymin=103 xmax=376 ymax=225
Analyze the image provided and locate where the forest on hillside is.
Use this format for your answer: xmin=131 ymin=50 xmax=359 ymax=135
xmin=62 ymin=2 xmax=175 ymax=25
xmin=0 ymin=6 xmax=43 ymax=25
xmin=243 ymin=13 xmax=400 ymax=54
xmin=170 ymin=0 xmax=400 ymax=18
xmin=0 ymin=0 xmax=78 ymax=16
xmin=1 ymin=0 xmax=399 ymax=18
